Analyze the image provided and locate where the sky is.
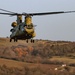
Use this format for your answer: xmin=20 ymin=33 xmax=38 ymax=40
xmin=0 ymin=0 xmax=75 ymax=41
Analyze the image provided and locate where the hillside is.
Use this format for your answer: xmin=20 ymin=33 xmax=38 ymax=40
xmin=0 ymin=38 xmax=75 ymax=75
xmin=0 ymin=38 xmax=75 ymax=60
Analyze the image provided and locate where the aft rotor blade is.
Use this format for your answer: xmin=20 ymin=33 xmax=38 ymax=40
xmin=0 ymin=8 xmax=16 ymax=13
xmin=28 ymin=11 xmax=75 ymax=16
xmin=33 ymin=25 xmax=37 ymax=27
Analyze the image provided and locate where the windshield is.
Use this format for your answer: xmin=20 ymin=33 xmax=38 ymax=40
xmin=26 ymin=24 xmax=33 ymax=29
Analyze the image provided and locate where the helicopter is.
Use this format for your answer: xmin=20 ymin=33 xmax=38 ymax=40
xmin=0 ymin=8 xmax=75 ymax=43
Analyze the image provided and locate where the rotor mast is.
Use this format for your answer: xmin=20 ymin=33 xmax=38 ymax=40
xmin=16 ymin=15 xmax=22 ymax=25
xmin=25 ymin=15 xmax=32 ymax=25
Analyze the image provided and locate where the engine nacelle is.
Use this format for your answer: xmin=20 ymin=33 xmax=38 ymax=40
xmin=11 ymin=22 xmax=17 ymax=27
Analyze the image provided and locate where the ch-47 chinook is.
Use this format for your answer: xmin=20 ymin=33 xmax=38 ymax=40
xmin=0 ymin=8 xmax=75 ymax=43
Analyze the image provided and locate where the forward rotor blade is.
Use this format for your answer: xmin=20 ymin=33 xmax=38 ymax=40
xmin=27 ymin=11 xmax=75 ymax=16
xmin=0 ymin=12 xmax=22 ymax=16
xmin=0 ymin=8 xmax=16 ymax=13
xmin=0 ymin=12 xmax=14 ymax=15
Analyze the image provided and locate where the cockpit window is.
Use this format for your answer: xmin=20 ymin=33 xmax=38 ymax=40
xmin=26 ymin=24 xmax=33 ymax=29
xmin=10 ymin=29 xmax=15 ymax=32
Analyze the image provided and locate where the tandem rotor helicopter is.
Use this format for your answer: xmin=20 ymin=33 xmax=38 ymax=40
xmin=0 ymin=8 xmax=75 ymax=43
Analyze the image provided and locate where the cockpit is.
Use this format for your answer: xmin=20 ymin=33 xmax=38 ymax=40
xmin=26 ymin=24 xmax=33 ymax=29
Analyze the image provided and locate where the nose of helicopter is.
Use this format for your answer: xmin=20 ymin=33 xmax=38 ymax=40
xmin=24 ymin=26 xmax=34 ymax=34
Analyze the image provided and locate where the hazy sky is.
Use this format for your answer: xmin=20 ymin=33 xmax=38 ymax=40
xmin=0 ymin=0 xmax=75 ymax=41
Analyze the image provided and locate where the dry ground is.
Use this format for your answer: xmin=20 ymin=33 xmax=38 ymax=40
xmin=0 ymin=38 xmax=75 ymax=75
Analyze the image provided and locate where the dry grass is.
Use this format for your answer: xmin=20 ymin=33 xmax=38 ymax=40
xmin=0 ymin=58 xmax=26 ymax=68
xmin=0 ymin=38 xmax=75 ymax=74
xmin=50 ymin=56 xmax=75 ymax=64
xmin=0 ymin=57 xmax=57 ymax=71
xmin=0 ymin=57 xmax=55 ymax=69
xmin=0 ymin=58 xmax=75 ymax=75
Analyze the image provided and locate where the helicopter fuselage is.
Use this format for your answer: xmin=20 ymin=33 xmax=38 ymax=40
xmin=10 ymin=23 xmax=36 ymax=42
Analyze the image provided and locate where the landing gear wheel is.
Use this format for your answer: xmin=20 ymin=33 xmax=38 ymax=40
xmin=16 ymin=38 xmax=18 ymax=42
xmin=14 ymin=38 xmax=18 ymax=42
xmin=31 ymin=39 xmax=33 ymax=43
xmin=33 ymin=40 xmax=34 ymax=43
xmin=31 ymin=39 xmax=34 ymax=43
xmin=26 ymin=39 xmax=28 ymax=43
xmin=10 ymin=39 xmax=12 ymax=42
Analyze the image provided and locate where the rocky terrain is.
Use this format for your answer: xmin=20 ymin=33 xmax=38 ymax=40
xmin=0 ymin=38 xmax=75 ymax=75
